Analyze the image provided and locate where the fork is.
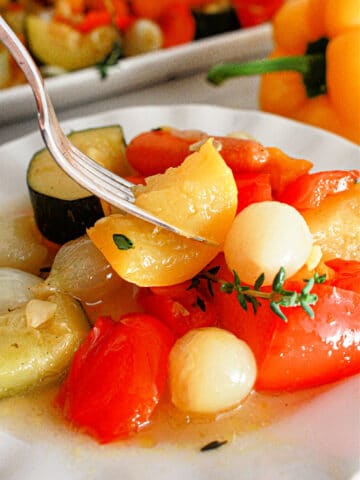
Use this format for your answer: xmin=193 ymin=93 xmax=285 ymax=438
xmin=0 ymin=16 xmax=209 ymax=244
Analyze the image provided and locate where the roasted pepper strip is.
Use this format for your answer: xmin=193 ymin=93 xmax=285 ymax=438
xmin=208 ymin=0 xmax=360 ymax=144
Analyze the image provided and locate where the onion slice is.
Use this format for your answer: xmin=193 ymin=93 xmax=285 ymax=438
xmin=0 ymin=267 xmax=41 ymax=315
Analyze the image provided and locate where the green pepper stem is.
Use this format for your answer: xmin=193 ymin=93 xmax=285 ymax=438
xmin=208 ymin=52 xmax=327 ymax=98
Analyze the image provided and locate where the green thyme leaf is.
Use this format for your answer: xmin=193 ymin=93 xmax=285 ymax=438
xmin=200 ymin=440 xmax=228 ymax=452
xmin=313 ymin=272 xmax=327 ymax=284
xmin=208 ymin=266 xmax=221 ymax=275
xmin=221 ymin=282 xmax=234 ymax=294
xmin=196 ymin=296 xmax=206 ymax=312
xmin=300 ymin=301 xmax=315 ymax=319
xmin=254 ymin=273 xmax=265 ymax=290
xmin=270 ymin=301 xmax=288 ymax=322
xmin=237 ymin=292 xmax=248 ymax=311
xmin=113 ymin=234 xmax=134 ymax=250
xmin=302 ymin=276 xmax=315 ymax=295
xmin=272 ymin=267 xmax=286 ymax=292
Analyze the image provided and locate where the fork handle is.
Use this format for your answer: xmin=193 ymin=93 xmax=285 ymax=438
xmin=0 ymin=16 xmax=62 ymax=145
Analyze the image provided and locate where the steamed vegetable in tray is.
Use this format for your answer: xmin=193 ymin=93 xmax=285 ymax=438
xmin=0 ymin=0 xmax=284 ymax=90
xmin=0 ymin=122 xmax=359 ymax=445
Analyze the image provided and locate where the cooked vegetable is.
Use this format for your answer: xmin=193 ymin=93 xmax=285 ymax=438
xmin=138 ymin=281 xmax=217 ymax=337
xmin=232 ymin=0 xmax=284 ymax=27
xmin=169 ymin=327 xmax=257 ymax=414
xmin=303 ymin=183 xmax=360 ymax=261
xmin=55 ymin=313 xmax=175 ymax=443
xmin=36 ymin=235 xmax=124 ymax=303
xmin=27 ymin=125 xmax=130 ymax=244
xmin=192 ymin=2 xmax=239 ymax=39
xmin=126 ymin=128 xmax=312 ymax=193
xmin=0 ymin=267 xmax=40 ymax=315
xmin=0 ymin=292 xmax=89 ymax=399
xmin=208 ymin=0 xmax=360 ymax=144
xmin=87 ymin=139 xmax=237 ymax=286
xmin=0 ymin=215 xmax=49 ymax=275
xmin=123 ymin=19 xmax=163 ymax=57
xmin=25 ymin=15 xmax=119 ymax=71
xmin=278 ymin=170 xmax=360 ymax=210
xmin=157 ymin=3 xmax=196 ymax=48
xmin=213 ymin=254 xmax=360 ymax=391
xmin=224 ymin=201 xmax=313 ymax=285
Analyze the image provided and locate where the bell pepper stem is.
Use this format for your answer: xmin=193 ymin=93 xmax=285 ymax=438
xmin=208 ymin=55 xmax=320 ymax=85
xmin=208 ymin=53 xmax=327 ymax=98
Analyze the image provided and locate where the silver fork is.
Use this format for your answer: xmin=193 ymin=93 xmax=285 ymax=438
xmin=0 ymin=16 xmax=209 ymax=243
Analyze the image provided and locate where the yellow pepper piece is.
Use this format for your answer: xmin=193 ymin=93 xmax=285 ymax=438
xmin=208 ymin=0 xmax=360 ymax=144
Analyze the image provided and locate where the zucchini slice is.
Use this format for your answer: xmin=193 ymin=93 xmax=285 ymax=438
xmin=25 ymin=15 xmax=119 ymax=71
xmin=192 ymin=1 xmax=240 ymax=39
xmin=27 ymin=125 xmax=131 ymax=244
xmin=0 ymin=292 xmax=89 ymax=399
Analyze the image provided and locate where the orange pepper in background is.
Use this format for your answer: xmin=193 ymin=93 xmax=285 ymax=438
xmin=208 ymin=0 xmax=360 ymax=145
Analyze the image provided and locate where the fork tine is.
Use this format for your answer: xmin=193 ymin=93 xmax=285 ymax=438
xmin=70 ymin=143 xmax=136 ymax=190
xmin=69 ymin=148 xmax=136 ymax=203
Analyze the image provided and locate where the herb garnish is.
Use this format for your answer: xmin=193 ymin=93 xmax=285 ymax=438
xmin=189 ymin=266 xmax=326 ymax=322
xmin=200 ymin=440 xmax=228 ymax=452
xmin=113 ymin=234 xmax=134 ymax=250
xmin=96 ymin=41 xmax=122 ymax=79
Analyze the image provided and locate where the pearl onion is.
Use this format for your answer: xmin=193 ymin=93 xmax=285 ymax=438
xmin=224 ymin=201 xmax=313 ymax=286
xmin=169 ymin=327 xmax=257 ymax=414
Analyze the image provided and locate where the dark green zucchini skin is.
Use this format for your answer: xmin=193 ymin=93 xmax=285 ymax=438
xmin=28 ymin=188 xmax=104 ymax=244
xmin=192 ymin=7 xmax=240 ymax=39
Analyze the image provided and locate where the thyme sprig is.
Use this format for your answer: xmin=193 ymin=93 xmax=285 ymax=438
xmin=189 ymin=266 xmax=326 ymax=322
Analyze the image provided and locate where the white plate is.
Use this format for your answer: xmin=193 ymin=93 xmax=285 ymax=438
xmin=1 ymin=105 xmax=359 ymax=480
xmin=0 ymin=24 xmax=272 ymax=125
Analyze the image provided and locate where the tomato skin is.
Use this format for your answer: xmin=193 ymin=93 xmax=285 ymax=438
xmin=277 ymin=170 xmax=360 ymax=210
xmin=232 ymin=0 xmax=284 ymax=27
xmin=264 ymin=147 xmax=313 ymax=195
xmin=256 ymin=284 xmax=360 ymax=391
xmin=326 ymin=259 xmax=360 ymax=294
xmin=55 ymin=313 xmax=175 ymax=443
xmin=138 ymin=282 xmax=217 ymax=337
xmin=126 ymin=129 xmax=200 ymax=176
xmin=234 ymin=173 xmax=272 ymax=212
xmin=158 ymin=3 xmax=195 ymax=48
xmin=212 ymin=255 xmax=360 ymax=391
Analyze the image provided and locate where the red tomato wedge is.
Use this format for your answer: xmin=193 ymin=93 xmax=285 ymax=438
xmin=55 ymin=313 xmax=175 ymax=443
xmin=326 ymin=259 xmax=360 ymax=294
xmin=234 ymin=173 xmax=272 ymax=212
xmin=277 ymin=170 xmax=360 ymax=210
xmin=211 ymin=255 xmax=360 ymax=392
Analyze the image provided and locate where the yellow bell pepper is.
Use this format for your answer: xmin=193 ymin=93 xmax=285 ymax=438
xmin=208 ymin=0 xmax=360 ymax=145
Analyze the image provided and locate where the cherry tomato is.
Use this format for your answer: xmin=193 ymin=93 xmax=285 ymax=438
xmin=55 ymin=313 xmax=175 ymax=443
xmin=232 ymin=0 xmax=284 ymax=27
xmin=277 ymin=170 xmax=360 ymax=210
xmin=157 ymin=3 xmax=195 ymax=48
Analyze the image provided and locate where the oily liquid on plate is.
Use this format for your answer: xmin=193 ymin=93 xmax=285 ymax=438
xmin=0 ymin=280 xmax=327 ymax=450
xmin=0 ymin=378 xmax=324 ymax=450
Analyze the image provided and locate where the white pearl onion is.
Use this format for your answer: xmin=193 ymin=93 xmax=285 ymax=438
xmin=224 ymin=201 xmax=313 ymax=286
xmin=169 ymin=327 xmax=257 ymax=415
